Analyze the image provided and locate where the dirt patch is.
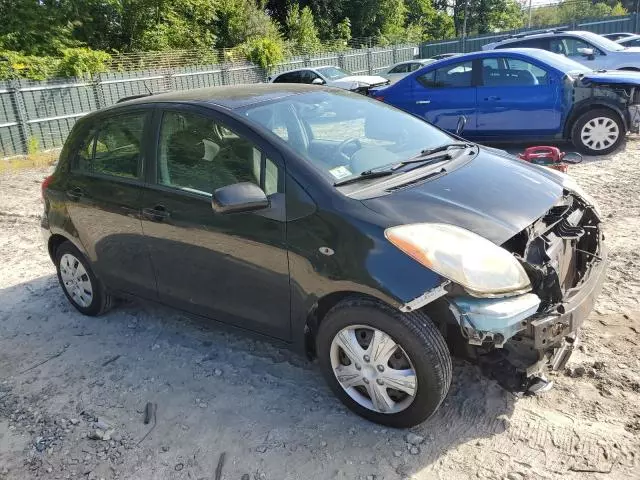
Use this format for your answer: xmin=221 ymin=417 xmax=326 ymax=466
xmin=0 ymin=141 xmax=639 ymax=479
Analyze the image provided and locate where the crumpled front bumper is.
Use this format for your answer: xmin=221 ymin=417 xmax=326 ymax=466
xmin=449 ymin=242 xmax=607 ymax=389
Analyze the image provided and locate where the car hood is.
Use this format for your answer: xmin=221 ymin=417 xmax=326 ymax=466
xmin=362 ymin=148 xmax=565 ymax=245
xmin=578 ymin=69 xmax=640 ymax=86
xmin=333 ymin=75 xmax=389 ymax=86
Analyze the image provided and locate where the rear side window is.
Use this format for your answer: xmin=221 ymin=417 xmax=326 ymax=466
xmin=389 ymin=64 xmax=409 ymax=74
xmin=73 ymin=112 xmax=146 ymax=179
xmin=274 ymin=71 xmax=301 ymax=83
xmin=417 ymin=61 xmax=473 ymax=88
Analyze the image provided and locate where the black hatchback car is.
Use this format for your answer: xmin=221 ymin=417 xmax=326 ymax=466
xmin=42 ymin=85 xmax=607 ymax=427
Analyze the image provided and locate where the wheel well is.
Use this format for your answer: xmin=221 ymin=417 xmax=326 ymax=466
xmin=304 ymin=291 xmax=384 ymax=359
xmin=565 ymin=103 xmax=624 ymax=139
xmin=48 ymin=234 xmax=68 ymax=262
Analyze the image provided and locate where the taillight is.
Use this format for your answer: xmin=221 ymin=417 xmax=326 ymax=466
xmin=41 ymin=175 xmax=54 ymax=201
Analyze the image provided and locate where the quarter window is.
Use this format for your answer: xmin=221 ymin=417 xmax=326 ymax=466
xmin=389 ymin=64 xmax=409 ymax=74
xmin=73 ymin=112 xmax=146 ymax=179
xmin=417 ymin=61 xmax=473 ymax=88
xmin=157 ymin=111 xmax=281 ymax=196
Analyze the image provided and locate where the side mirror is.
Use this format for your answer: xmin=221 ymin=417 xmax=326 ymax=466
xmin=312 ymin=78 xmax=325 ymax=85
xmin=456 ymin=115 xmax=467 ymax=135
xmin=577 ymin=47 xmax=595 ymax=60
xmin=212 ymin=182 xmax=268 ymax=214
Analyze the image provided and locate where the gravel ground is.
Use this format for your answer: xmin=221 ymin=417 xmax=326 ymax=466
xmin=0 ymin=141 xmax=639 ymax=480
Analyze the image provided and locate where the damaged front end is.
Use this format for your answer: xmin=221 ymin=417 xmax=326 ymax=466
xmin=437 ymin=191 xmax=606 ymax=393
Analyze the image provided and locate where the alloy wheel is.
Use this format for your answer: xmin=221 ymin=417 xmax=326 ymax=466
xmin=329 ymin=325 xmax=417 ymax=414
xmin=59 ymin=253 xmax=94 ymax=308
xmin=580 ymin=116 xmax=620 ymax=152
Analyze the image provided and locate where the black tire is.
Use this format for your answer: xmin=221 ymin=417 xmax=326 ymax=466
xmin=571 ymin=108 xmax=625 ymax=155
xmin=54 ymin=241 xmax=113 ymax=316
xmin=316 ymin=296 xmax=452 ymax=428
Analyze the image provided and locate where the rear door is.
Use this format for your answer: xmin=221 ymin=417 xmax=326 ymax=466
xmin=411 ymin=60 xmax=477 ymax=133
xmin=140 ymin=105 xmax=291 ymax=339
xmin=63 ymin=108 xmax=156 ymax=299
xmin=476 ymin=56 xmax=562 ymax=136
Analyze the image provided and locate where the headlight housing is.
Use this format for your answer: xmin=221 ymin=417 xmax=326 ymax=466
xmin=385 ymin=223 xmax=531 ymax=297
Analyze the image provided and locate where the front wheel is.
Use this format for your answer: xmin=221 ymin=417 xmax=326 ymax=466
xmin=571 ymin=109 xmax=624 ymax=155
xmin=316 ymin=297 xmax=452 ymax=428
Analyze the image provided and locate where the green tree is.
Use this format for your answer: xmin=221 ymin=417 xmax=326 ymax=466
xmin=405 ymin=0 xmax=455 ymax=40
xmin=286 ymin=4 xmax=322 ymax=52
xmin=215 ymin=0 xmax=280 ymax=48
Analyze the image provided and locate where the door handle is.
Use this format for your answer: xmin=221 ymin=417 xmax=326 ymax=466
xmin=142 ymin=205 xmax=170 ymax=222
xmin=66 ymin=187 xmax=84 ymax=201
xmin=484 ymin=96 xmax=501 ymax=101
xmin=416 ymin=100 xmax=431 ymax=104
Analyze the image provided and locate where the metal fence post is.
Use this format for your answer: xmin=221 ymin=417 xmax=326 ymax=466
xmin=392 ymin=46 xmax=398 ymax=64
xmin=338 ymin=53 xmax=346 ymax=70
xmin=367 ymin=49 xmax=373 ymax=75
xmin=635 ymin=12 xmax=640 ymax=34
xmin=8 ymin=80 xmax=29 ymax=155
xmin=163 ymin=69 xmax=173 ymax=92
xmin=92 ymin=75 xmax=103 ymax=110
xmin=221 ymin=63 xmax=230 ymax=86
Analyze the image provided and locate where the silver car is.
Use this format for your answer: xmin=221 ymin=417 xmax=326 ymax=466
xmin=483 ymin=30 xmax=640 ymax=70
xmin=382 ymin=59 xmax=435 ymax=83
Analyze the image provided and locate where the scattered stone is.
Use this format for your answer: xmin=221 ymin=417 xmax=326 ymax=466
xmin=366 ymin=475 xmax=376 ymax=480
xmin=198 ymin=402 xmax=208 ymax=409
xmin=393 ymin=451 xmax=402 ymax=458
xmin=320 ymin=441 xmax=327 ymax=448
xmin=256 ymin=445 xmax=267 ymax=453
xmin=161 ymin=446 xmax=170 ymax=453
xmin=593 ymin=361 xmax=605 ymax=370
xmin=95 ymin=419 xmax=109 ymax=430
xmin=151 ymin=344 xmax=160 ymax=351
xmin=214 ymin=368 xmax=223 ymax=376
xmin=566 ymin=366 xmax=586 ymax=378
xmin=180 ymin=424 xmax=189 ymax=431
xmin=409 ymin=446 xmax=420 ymax=455
xmin=88 ymin=430 xmax=104 ymax=441
xmin=241 ymin=475 xmax=250 ymax=480
xmin=69 ymin=419 xmax=79 ymax=426
xmin=405 ymin=433 xmax=425 ymax=445
xmin=507 ymin=472 xmax=525 ymax=480
xmin=174 ymin=463 xmax=184 ymax=471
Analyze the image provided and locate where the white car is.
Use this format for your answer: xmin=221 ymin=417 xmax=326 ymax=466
xmin=382 ymin=59 xmax=435 ymax=83
xmin=268 ymin=66 xmax=389 ymax=92
xmin=483 ymin=30 xmax=640 ymax=70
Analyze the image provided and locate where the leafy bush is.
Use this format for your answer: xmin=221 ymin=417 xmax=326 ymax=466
xmin=243 ymin=37 xmax=285 ymax=71
xmin=56 ymin=48 xmax=111 ymax=79
xmin=0 ymin=50 xmax=58 ymax=80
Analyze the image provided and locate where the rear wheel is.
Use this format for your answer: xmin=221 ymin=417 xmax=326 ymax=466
xmin=55 ymin=241 xmax=113 ymax=316
xmin=571 ymin=108 xmax=624 ymax=155
xmin=316 ymin=297 xmax=452 ymax=428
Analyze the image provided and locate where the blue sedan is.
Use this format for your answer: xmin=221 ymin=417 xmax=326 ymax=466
xmin=371 ymin=48 xmax=640 ymax=155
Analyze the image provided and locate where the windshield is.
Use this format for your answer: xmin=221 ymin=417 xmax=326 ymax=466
xmin=527 ymin=49 xmax=591 ymax=74
xmin=317 ymin=66 xmax=351 ymax=80
xmin=240 ymin=90 xmax=453 ymax=183
xmin=580 ymin=31 xmax=625 ymax=51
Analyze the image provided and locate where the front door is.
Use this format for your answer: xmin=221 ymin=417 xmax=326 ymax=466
xmin=140 ymin=106 xmax=290 ymax=340
xmin=476 ymin=56 xmax=562 ymax=137
xmin=63 ymin=109 xmax=157 ymax=299
xmin=411 ymin=59 xmax=477 ymax=133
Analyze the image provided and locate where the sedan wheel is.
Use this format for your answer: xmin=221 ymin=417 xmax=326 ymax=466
xmin=572 ymin=109 xmax=624 ymax=155
xmin=580 ymin=117 xmax=619 ymax=152
xmin=317 ymin=297 xmax=452 ymax=428
xmin=330 ymin=325 xmax=418 ymax=414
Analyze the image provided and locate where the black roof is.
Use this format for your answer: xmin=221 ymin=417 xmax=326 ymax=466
xmin=117 ymin=83 xmax=323 ymax=110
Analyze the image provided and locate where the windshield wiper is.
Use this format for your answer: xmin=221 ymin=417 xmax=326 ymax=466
xmin=391 ymin=142 xmax=473 ymax=171
xmin=333 ymin=169 xmax=395 ymax=187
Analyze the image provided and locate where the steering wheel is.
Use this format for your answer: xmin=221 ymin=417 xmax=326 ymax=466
xmin=336 ymin=137 xmax=362 ymax=163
